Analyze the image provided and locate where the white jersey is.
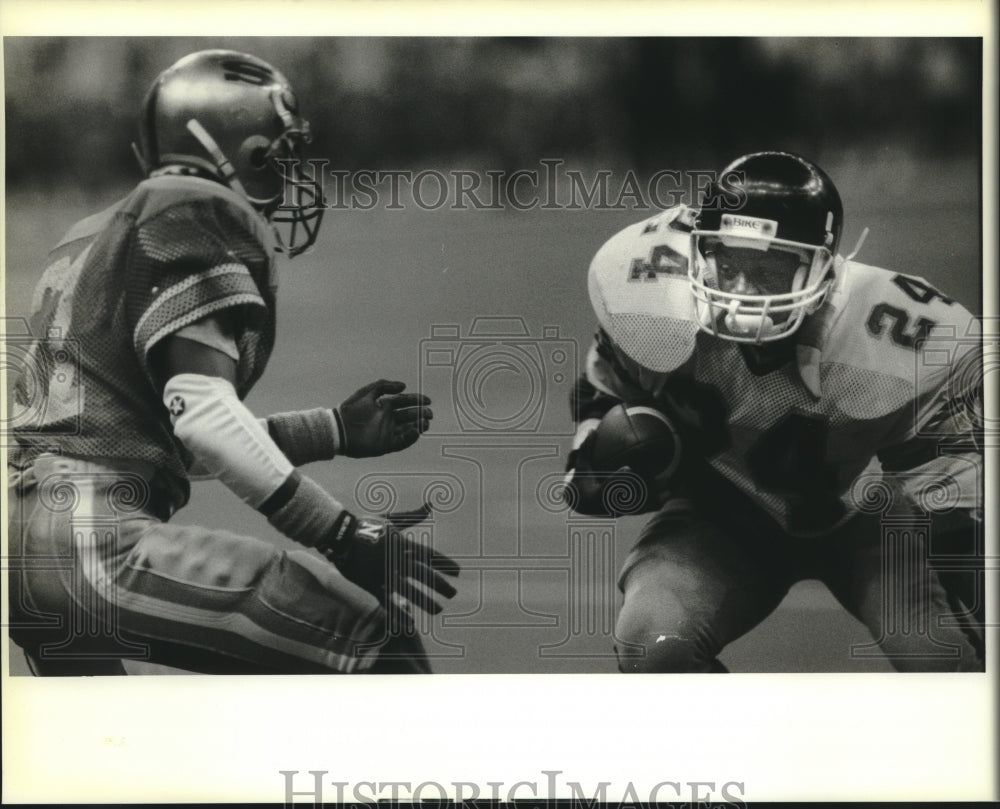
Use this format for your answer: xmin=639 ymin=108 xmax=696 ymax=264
xmin=585 ymin=205 xmax=982 ymax=536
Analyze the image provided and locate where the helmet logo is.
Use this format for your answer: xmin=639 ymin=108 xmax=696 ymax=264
xmin=720 ymin=214 xmax=778 ymax=237
xmin=718 ymin=214 xmax=779 ymax=252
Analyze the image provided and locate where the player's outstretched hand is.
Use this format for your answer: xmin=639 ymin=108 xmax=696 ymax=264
xmin=339 ymin=380 xmax=432 ymax=457
xmin=330 ymin=503 xmax=460 ymax=616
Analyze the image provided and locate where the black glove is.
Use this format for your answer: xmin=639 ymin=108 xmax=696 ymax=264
xmin=338 ymin=380 xmax=432 ymax=457
xmin=324 ymin=503 xmax=460 ymax=616
xmin=561 ymin=431 xmax=653 ymax=517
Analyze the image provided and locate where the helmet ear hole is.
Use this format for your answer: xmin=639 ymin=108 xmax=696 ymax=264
xmin=238 ymin=134 xmax=273 ymax=171
xmin=249 ymin=146 xmax=269 ymax=169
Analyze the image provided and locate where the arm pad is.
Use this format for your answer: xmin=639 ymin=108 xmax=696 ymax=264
xmin=164 ymin=373 xmax=296 ymax=508
xmin=164 ymin=373 xmax=353 ymax=550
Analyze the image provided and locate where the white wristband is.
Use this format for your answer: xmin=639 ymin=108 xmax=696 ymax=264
xmin=263 ymin=407 xmax=342 ymax=465
xmin=572 ymin=418 xmax=602 ymax=450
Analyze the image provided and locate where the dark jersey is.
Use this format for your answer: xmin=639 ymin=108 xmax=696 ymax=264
xmin=11 ymin=175 xmax=278 ymax=504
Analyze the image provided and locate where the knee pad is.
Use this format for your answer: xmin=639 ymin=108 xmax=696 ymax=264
xmin=615 ymin=630 xmax=708 ymax=673
xmin=615 ymin=603 xmax=721 ymax=673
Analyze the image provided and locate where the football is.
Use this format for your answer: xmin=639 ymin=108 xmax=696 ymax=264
xmin=590 ymin=404 xmax=681 ymax=480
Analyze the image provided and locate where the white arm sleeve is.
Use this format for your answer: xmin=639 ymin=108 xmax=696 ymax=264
xmin=163 ymin=373 xmax=293 ymax=508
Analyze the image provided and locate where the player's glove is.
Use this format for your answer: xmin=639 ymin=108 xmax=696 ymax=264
xmin=323 ymin=503 xmax=460 ymax=616
xmin=562 ymin=430 xmax=653 ymax=517
xmin=337 ymin=380 xmax=432 ymax=457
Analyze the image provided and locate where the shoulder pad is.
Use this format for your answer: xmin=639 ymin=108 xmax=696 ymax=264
xmin=53 ymin=197 xmax=129 ymax=250
xmin=588 ymin=206 xmax=698 ymax=373
xmin=129 ymin=175 xmax=275 ymax=251
xmin=815 ymin=261 xmax=980 ymax=416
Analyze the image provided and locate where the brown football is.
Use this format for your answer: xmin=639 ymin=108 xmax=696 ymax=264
xmin=590 ymin=403 xmax=681 ymax=479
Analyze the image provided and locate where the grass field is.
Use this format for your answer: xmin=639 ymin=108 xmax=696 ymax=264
xmin=4 ymin=154 xmax=983 ymax=675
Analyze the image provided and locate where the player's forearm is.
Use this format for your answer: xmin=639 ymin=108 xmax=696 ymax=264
xmin=181 ymin=412 xmax=342 ymax=479
xmin=899 ymin=451 xmax=983 ymax=523
xmin=583 ymin=334 xmax=649 ymax=406
xmin=571 ymin=335 xmax=646 ymax=462
xmin=568 ymin=374 xmax=618 ymax=478
xmin=884 ymin=373 xmax=983 ymax=521
xmin=568 ymin=341 xmax=627 ymax=486
xmin=572 ymin=373 xmax=621 ymax=421
xmin=164 ymin=373 xmax=353 ymax=554
xmin=258 ymin=408 xmax=345 ymax=466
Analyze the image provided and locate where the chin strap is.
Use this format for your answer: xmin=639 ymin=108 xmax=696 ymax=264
xmin=131 ymin=142 xmax=152 ymax=176
xmin=185 ymin=118 xmax=250 ymax=198
xmin=844 ymin=227 xmax=870 ymax=263
xmin=828 ymin=227 xmax=871 ymax=297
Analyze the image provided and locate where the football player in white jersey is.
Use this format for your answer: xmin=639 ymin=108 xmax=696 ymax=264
xmin=8 ymin=51 xmax=459 ymax=675
xmin=565 ymin=151 xmax=983 ymax=672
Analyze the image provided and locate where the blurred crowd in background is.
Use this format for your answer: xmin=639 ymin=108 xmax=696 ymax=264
xmin=4 ymin=37 xmax=981 ymax=193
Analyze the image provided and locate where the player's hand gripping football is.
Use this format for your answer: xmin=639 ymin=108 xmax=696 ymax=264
xmin=563 ymin=404 xmax=683 ymax=516
xmin=338 ymin=379 xmax=432 ymax=457
xmin=563 ymin=430 xmax=647 ymax=516
xmin=329 ymin=503 xmax=460 ymax=616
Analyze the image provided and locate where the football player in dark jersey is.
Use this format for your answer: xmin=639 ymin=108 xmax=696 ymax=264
xmin=8 ymin=50 xmax=459 ymax=675
xmin=564 ymin=151 xmax=984 ymax=672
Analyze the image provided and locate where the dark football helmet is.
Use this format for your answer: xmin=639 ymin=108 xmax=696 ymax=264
xmin=134 ymin=49 xmax=324 ymax=257
xmin=690 ymin=151 xmax=847 ymax=343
